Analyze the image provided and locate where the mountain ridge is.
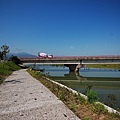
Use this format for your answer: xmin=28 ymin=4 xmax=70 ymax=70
xmin=7 ymin=52 xmax=37 ymax=58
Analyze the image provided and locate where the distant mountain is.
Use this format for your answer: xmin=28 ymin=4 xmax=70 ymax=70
xmin=7 ymin=52 xmax=37 ymax=58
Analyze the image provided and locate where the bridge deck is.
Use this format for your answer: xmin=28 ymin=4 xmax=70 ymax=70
xmin=20 ymin=56 xmax=120 ymax=64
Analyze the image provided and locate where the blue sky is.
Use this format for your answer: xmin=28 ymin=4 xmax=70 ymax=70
xmin=0 ymin=0 xmax=120 ymax=56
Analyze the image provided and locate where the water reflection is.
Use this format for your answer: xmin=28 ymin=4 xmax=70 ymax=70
xmin=49 ymin=72 xmax=120 ymax=88
xmin=48 ymin=72 xmax=120 ymax=110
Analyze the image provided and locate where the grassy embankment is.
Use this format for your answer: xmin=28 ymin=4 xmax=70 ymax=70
xmin=0 ymin=61 xmax=21 ymax=84
xmin=28 ymin=69 xmax=120 ymax=120
xmin=86 ymin=64 xmax=120 ymax=69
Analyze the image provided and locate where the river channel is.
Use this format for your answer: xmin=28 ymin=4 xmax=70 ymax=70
xmin=26 ymin=64 xmax=120 ymax=110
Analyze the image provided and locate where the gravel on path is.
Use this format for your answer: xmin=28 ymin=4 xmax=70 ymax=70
xmin=0 ymin=69 xmax=80 ymax=120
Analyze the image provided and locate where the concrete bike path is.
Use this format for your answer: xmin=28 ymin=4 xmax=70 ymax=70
xmin=0 ymin=69 xmax=80 ymax=120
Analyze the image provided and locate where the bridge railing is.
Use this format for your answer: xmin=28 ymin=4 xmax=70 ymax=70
xmin=20 ymin=55 xmax=120 ymax=61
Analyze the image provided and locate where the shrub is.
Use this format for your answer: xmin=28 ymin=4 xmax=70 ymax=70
xmin=87 ymin=90 xmax=98 ymax=103
xmin=9 ymin=55 xmax=21 ymax=64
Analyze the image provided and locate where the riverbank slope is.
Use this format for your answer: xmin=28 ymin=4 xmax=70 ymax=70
xmin=0 ymin=61 xmax=21 ymax=84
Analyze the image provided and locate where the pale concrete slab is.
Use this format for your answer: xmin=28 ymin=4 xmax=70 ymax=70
xmin=0 ymin=69 xmax=80 ymax=120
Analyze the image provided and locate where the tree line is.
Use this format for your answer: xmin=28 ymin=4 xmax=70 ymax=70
xmin=0 ymin=44 xmax=20 ymax=64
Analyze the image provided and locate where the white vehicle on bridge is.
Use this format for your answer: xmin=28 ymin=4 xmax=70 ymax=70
xmin=38 ymin=52 xmax=53 ymax=58
xmin=48 ymin=54 xmax=53 ymax=58
xmin=38 ymin=52 xmax=48 ymax=58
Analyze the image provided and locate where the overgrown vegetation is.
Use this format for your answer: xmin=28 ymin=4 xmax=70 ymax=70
xmin=0 ymin=61 xmax=21 ymax=83
xmin=0 ymin=44 xmax=21 ymax=84
xmin=28 ymin=69 xmax=120 ymax=120
xmin=9 ymin=55 xmax=21 ymax=64
xmin=87 ymin=90 xmax=98 ymax=103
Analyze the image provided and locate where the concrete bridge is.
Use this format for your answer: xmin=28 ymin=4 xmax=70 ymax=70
xmin=20 ymin=55 xmax=120 ymax=72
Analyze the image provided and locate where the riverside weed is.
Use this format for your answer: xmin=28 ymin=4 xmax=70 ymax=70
xmin=87 ymin=90 xmax=98 ymax=103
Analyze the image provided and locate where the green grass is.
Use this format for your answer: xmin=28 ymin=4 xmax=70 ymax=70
xmin=0 ymin=61 xmax=21 ymax=82
xmin=86 ymin=64 xmax=120 ymax=69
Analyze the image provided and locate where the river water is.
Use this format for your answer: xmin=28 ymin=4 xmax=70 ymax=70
xmin=26 ymin=64 xmax=120 ymax=110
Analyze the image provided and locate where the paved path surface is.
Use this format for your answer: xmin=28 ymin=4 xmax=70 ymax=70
xmin=0 ymin=69 xmax=80 ymax=120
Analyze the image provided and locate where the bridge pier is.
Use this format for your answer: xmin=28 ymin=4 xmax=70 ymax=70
xmin=64 ymin=64 xmax=83 ymax=73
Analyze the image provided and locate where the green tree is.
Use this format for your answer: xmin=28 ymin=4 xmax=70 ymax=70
xmin=1 ymin=44 xmax=10 ymax=61
xmin=0 ymin=51 xmax=3 ymax=60
xmin=9 ymin=55 xmax=21 ymax=64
